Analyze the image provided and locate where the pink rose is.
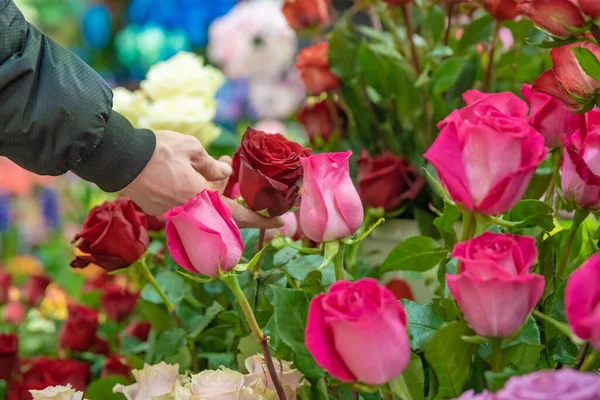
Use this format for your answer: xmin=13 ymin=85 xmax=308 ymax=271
xmin=305 ymin=279 xmax=410 ymax=385
xmin=579 ymin=0 xmax=600 ymax=18
xmin=565 ymin=254 xmax=600 ymax=351
xmin=299 ymin=151 xmax=364 ymax=242
xmin=521 ymin=84 xmax=586 ymax=148
xmin=518 ymin=0 xmax=585 ymax=38
xmin=164 ymin=190 xmax=244 ymax=276
xmin=448 ymin=233 xmax=545 ymax=337
xmin=264 ymin=212 xmax=298 ymax=243
xmin=561 ymin=126 xmax=600 ymax=209
xmin=3 ymin=302 xmax=25 ymax=324
xmin=425 ymin=91 xmax=547 ymax=215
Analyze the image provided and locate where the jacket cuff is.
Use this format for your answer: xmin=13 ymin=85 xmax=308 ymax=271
xmin=71 ymin=111 xmax=156 ymax=192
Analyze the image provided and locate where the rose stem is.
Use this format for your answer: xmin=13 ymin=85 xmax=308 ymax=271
xmin=483 ymin=21 xmax=501 ymax=92
xmin=444 ymin=2 xmax=455 ymax=47
xmin=544 ymin=148 xmax=563 ymax=207
xmin=557 ymin=208 xmax=591 ymax=280
xmin=333 ymin=244 xmax=346 ymax=281
xmin=188 ymin=337 xmax=199 ymax=372
xmin=221 ymin=274 xmax=287 ymax=400
xmin=138 ymin=258 xmax=176 ymax=315
xmin=581 ymin=349 xmax=598 ymax=371
xmin=257 ymin=229 xmax=266 ymax=257
xmin=351 ymin=391 xmax=359 ymax=400
xmin=401 ymin=4 xmax=422 ymax=75
xmin=574 ymin=342 xmax=590 ymax=370
xmin=460 ymin=211 xmax=476 ymax=242
xmin=490 ymin=338 xmax=503 ymax=372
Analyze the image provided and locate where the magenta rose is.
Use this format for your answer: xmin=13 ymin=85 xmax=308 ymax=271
xmin=300 ymin=151 xmax=364 ymax=242
xmin=566 ymin=254 xmax=600 ymax=351
xmin=164 ymin=190 xmax=244 ymax=276
xmin=305 ymin=279 xmax=410 ymax=385
xmin=448 ymin=232 xmax=545 ymax=337
xmin=425 ymin=91 xmax=547 ymax=215
xmin=521 ymin=84 xmax=586 ymax=148
xmin=562 ymin=126 xmax=600 ymax=210
xmin=264 ymin=212 xmax=298 ymax=243
xmin=496 ymin=369 xmax=600 ymax=400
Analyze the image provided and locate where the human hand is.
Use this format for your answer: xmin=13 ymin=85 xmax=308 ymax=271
xmin=121 ymin=130 xmax=283 ymax=229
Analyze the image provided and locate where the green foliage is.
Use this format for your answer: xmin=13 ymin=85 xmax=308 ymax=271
xmin=402 ymin=300 xmax=444 ymax=351
xmin=506 ymin=200 xmax=555 ymax=231
xmin=85 ymin=376 xmax=129 ymax=400
xmin=381 ymin=236 xmax=449 ymax=273
xmin=573 ymin=47 xmax=600 ymax=82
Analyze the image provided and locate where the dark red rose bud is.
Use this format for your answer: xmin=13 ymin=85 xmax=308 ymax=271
xmin=125 ymin=320 xmax=151 ymax=342
xmin=146 ymin=215 xmax=166 ymax=232
xmin=224 ymin=128 xmax=312 ymax=217
xmin=71 ymin=197 xmax=150 ymax=271
xmin=88 ymin=335 xmax=111 ymax=356
xmin=101 ymin=285 xmax=139 ymax=322
xmin=357 ymin=150 xmax=425 ymax=211
xmin=386 ymin=279 xmax=415 ymax=301
xmin=102 ymin=355 xmax=132 ymax=379
xmin=0 ymin=270 xmax=12 ymax=305
xmin=296 ymin=42 xmax=340 ymax=95
xmin=519 ymin=0 xmax=585 ymax=38
xmin=297 ymin=100 xmax=344 ymax=144
xmin=59 ymin=304 xmax=99 ymax=352
xmin=0 ymin=333 xmax=19 ymax=382
xmin=485 ymin=0 xmax=519 ymax=21
xmin=24 ymin=275 xmax=51 ymax=306
xmin=282 ymin=0 xmax=329 ymax=31
xmin=18 ymin=357 xmax=91 ymax=392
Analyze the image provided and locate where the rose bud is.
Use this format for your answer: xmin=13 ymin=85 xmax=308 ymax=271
xmin=521 ymin=84 xmax=586 ymax=148
xmin=29 ymin=384 xmax=85 ymax=400
xmin=101 ymin=285 xmax=139 ymax=322
xmin=300 ymin=151 xmax=364 ymax=242
xmin=102 ymin=355 xmax=132 ymax=379
xmin=59 ymin=304 xmax=99 ymax=352
xmin=306 ymin=279 xmax=410 ymax=384
xmin=448 ymin=233 xmax=544 ymax=337
xmin=24 ymin=275 xmax=51 ymax=306
xmin=533 ymin=42 xmax=600 ymax=112
xmin=566 ymin=254 xmax=600 ymax=351
xmin=296 ymin=42 xmax=340 ymax=95
xmin=224 ymin=128 xmax=312 ymax=217
xmin=282 ymin=0 xmax=329 ymax=31
xmin=20 ymin=357 xmax=91 ymax=392
xmin=357 ymin=150 xmax=425 ymax=211
xmin=578 ymin=0 xmax=600 ymax=19
xmin=297 ymin=100 xmax=342 ymax=145
xmin=164 ymin=190 xmax=244 ymax=277
xmin=0 ymin=270 xmax=11 ymax=304
xmin=4 ymin=302 xmax=26 ymax=324
xmin=562 ymin=127 xmax=600 ymax=209
xmin=495 ymin=369 xmax=600 ymax=400
xmin=145 ymin=215 xmax=166 ymax=232
xmin=0 ymin=333 xmax=19 ymax=381
xmin=264 ymin=212 xmax=298 ymax=243
xmin=71 ymin=197 xmax=150 ymax=271
xmin=425 ymin=91 xmax=547 ymax=215
xmin=518 ymin=0 xmax=585 ymax=38
xmin=113 ymin=362 xmax=179 ymax=399
xmin=484 ymin=0 xmax=519 ymax=21
xmin=385 ymin=279 xmax=415 ymax=301
xmin=126 ymin=320 xmax=151 ymax=342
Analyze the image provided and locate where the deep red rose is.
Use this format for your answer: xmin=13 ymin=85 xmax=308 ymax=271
xmin=59 ymin=304 xmax=99 ymax=352
xmin=102 ymin=355 xmax=132 ymax=379
xmin=125 ymin=320 xmax=151 ymax=342
xmin=224 ymin=128 xmax=312 ymax=217
xmin=296 ymin=42 xmax=340 ymax=96
xmin=15 ymin=357 xmax=90 ymax=394
xmin=485 ymin=0 xmax=519 ymax=21
xmin=146 ymin=215 xmax=166 ymax=232
xmin=0 ymin=333 xmax=19 ymax=382
xmin=357 ymin=150 xmax=425 ymax=211
xmin=23 ymin=275 xmax=51 ymax=306
xmin=88 ymin=335 xmax=111 ymax=356
xmin=101 ymin=285 xmax=139 ymax=322
xmin=83 ymin=272 xmax=115 ymax=293
xmin=71 ymin=197 xmax=149 ymax=271
xmin=282 ymin=0 xmax=329 ymax=31
xmin=297 ymin=100 xmax=343 ymax=144
xmin=0 ymin=270 xmax=12 ymax=304
xmin=386 ymin=279 xmax=415 ymax=301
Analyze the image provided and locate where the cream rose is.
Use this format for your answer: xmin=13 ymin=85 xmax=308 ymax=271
xmin=244 ymin=355 xmax=304 ymax=400
xmin=112 ymin=87 xmax=149 ymax=127
xmin=186 ymin=367 xmax=262 ymax=400
xmin=30 ymin=384 xmax=85 ymax=400
xmin=113 ymin=362 xmax=180 ymax=400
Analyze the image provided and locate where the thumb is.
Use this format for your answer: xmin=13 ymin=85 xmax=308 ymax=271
xmin=191 ymin=151 xmax=233 ymax=181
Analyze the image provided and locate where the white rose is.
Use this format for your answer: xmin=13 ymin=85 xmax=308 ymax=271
xmin=30 ymin=384 xmax=85 ymax=400
xmin=244 ymin=355 xmax=304 ymax=400
xmin=140 ymin=96 xmax=221 ymax=146
xmin=141 ymin=52 xmax=225 ymax=101
xmin=113 ymin=362 xmax=180 ymax=400
xmin=187 ymin=367 xmax=262 ymax=400
xmin=249 ymin=76 xmax=305 ymax=120
xmin=112 ymin=87 xmax=149 ymax=127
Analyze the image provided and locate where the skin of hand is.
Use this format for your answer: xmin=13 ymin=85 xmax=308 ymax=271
xmin=121 ymin=130 xmax=283 ymax=229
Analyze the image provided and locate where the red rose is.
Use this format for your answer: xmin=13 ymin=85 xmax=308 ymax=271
xmin=59 ymin=304 xmax=99 ymax=352
xmin=518 ymin=0 xmax=585 ymax=38
xmin=125 ymin=320 xmax=151 ymax=342
xmin=88 ymin=335 xmax=111 ymax=356
xmin=357 ymin=150 xmax=425 ymax=211
xmin=485 ymin=0 xmax=519 ymax=21
xmin=102 ymin=355 xmax=132 ymax=379
xmin=0 ymin=333 xmax=19 ymax=382
xmin=385 ymin=279 xmax=415 ymax=301
xmin=146 ymin=215 xmax=166 ymax=232
xmin=225 ymin=128 xmax=312 ymax=217
xmin=296 ymin=42 xmax=340 ymax=95
xmin=15 ymin=358 xmax=90 ymax=394
xmin=0 ymin=270 xmax=12 ymax=304
xmin=297 ymin=100 xmax=343 ymax=144
xmin=23 ymin=275 xmax=51 ymax=306
xmin=71 ymin=197 xmax=149 ymax=271
xmin=3 ymin=302 xmax=25 ymax=324
xmin=579 ymin=0 xmax=600 ymax=18
xmin=282 ymin=0 xmax=329 ymax=31
xmin=101 ymin=285 xmax=139 ymax=322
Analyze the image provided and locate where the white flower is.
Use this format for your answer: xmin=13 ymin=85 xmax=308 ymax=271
xmin=253 ymin=120 xmax=287 ymax=135
xmin=141 ymin=52 xmax=225 ymax=101
xmin=208 ymin=1 xmax=297 ymax=80
xmin=244 ymin=355 xmax=304 ymax=400
xmin=112 ymin=87 xmax=149 ymax=127
xmin=187 ymin=367 xmax=262 ymax=400
xmin=249 ymin=74 xmax=305 ymax=120
xmin=30 ymin=384 xmax=85 ymax=400
xmin=140 ymin=96 xmax=221 ymax=146
xmin=113 ymin=362 xmax=180 ymax=400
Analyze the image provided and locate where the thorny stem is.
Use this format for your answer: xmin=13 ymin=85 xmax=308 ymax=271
xmin=574 ymin=342 xmax=590 ymax=371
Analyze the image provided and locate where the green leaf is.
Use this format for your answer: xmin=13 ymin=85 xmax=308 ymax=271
xmin=484 ymin=368 xmax=519 ymax=392
xmin=271 ymin=286 xmax=324 ymax=379
xmin=402 ymin=300 xmax=444 ymax=351
xmin=237 ymin=334 xmax=263 ymax=372
xmin=434 ymin=203 xmax=460 ymax=247
xmin=199 ymin=352 xmax=236 ymax=370
xmin=137 ymin=300 xmax=176 ymax=332
xmin=459 ymin=15 xmax=495 ymax=51
xmin=506 ymin=200 xmax=554 ymax=231
xmin=380 ymin=236 xmax=448 ymax=273
xmin=141 ymin=270 xmax=189 ymax=305
xmin=274 ymin=247 xmax=299 ymax=266
xmin=505 ymin=316 xmax=541 ymax=347
xmin=424 ymin=321 xmax=478 ymax=399
xmin=498 ymin=343 xmax=544 ymax=373
xmin=329 ymin=17 xmax=360 ymax=79
xmin=431 ymin=57 xmax=465 ymax=95
xmin=390 ymin=354 xmax=425 ymax=400
xmin=549 ymin=338 xmax=579 ymax=365
xmin=155 ymin=328 xmax=187 ymax=360
xmin=573 ymin=47 xmax=600 ymax=83
xmin=284 ymin=255 xmax=325 ymax=282
xmin=85 ymin=376 xmax=130 ymax=400
xmin=80 ymin=290 xmax=101 ymax=309
xmin=164 ymin=346 xmax=192 ymax=372
xmin=177 ymin=270 xmax=216 ymax=284
xmin=190 ymin=301 xmax=225 ymax=338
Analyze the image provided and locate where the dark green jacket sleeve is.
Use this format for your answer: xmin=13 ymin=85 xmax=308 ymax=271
xmin=0 ymin=0 xmax=156 ymax=192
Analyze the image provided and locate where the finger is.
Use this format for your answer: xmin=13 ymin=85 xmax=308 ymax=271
xmin=189 ymin=145 xmax=233 ymax=180
xmin=175 ymin=168 xmax=214 ymax=205
xmin=219 ymin=155 xmax=233 ymax=166
xmin=222 ymin=197 xmax=284 ymax=229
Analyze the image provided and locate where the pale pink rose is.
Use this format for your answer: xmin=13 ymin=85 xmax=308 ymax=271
xmin=30 ymin=384 xmax=84 ymax=400
xmin=187 ymin=367 xmax=261 ymax=399
xmin=164 ymin=190 xmax=244 ymax=276
xmin=264 ymin=212 xmax=298 ymax=243
xmin=244 ymin=354 xmax=304 ymax=399
xmin=299 ymin=151 xmax=364 ymax=242
xmin=253 ymin=120 xmax=287 ymax=135
xmin=113 ymin=362 xmax=179 ymax=400
xmin=566 ymin=254 xmax=600 ymax=351
xmin=561 ymin=127 xmax=600 ymax=210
